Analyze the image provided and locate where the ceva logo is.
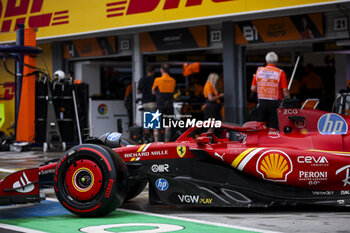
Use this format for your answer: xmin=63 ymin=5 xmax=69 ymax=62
xmin=318 ymin=113 xmax=348 ymax=135
xmin=0 ymin=0 xmax=69 ymax=33
xmin=106 ymin=0 xmax=234 ymax=18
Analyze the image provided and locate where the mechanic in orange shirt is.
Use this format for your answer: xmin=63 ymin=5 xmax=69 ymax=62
xmin=251 ymin=52 xmax=290 ymax=129
xmin=203 ymin=73 xmax=224 ymax=133
xmin=152 ymin=64 xmax=176 ymax=142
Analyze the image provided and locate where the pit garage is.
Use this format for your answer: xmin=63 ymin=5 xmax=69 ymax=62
xmin=240 ymin=11 xmax=348 ymax=114
xmin=57 ymin=8 xmax=350 ymax=143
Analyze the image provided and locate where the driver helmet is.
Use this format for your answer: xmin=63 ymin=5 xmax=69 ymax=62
xmin=54 ymin=70 xmax=65 ymax=82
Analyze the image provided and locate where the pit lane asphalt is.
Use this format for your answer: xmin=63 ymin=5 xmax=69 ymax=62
xmin=1 ymin=150 xmax=350 ymax=233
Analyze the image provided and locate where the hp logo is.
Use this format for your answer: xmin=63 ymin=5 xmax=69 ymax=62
xmin=155 ymin=178 xmax=168 ymax=191
xmin=318 ymin=113 xmax=348 ymax=135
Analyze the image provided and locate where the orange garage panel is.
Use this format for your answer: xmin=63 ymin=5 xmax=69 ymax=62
xmin=16 ymin=28 xmax=37 ymax=142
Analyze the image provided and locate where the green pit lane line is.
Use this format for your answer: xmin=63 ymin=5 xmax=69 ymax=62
xmin=0 ymin=200 xmax=280 ymax=233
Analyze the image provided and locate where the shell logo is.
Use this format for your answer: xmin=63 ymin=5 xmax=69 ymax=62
xmin=256 ymin=150 xmax=292 ymax=182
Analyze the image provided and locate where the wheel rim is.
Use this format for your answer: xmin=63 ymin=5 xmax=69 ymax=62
xmin=65 ymin=159 xmax=103 ymax=201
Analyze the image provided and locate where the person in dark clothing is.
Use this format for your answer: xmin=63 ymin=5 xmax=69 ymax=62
xmin=138 ymin=65 xmax=156 ymax=111
xmin=152 ymin=64 xmax=176 ymax=142
xmin=138 ymin=65 xmax=156 ymax=141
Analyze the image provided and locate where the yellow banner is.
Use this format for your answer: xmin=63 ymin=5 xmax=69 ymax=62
xmin=0 ymin=66 xmax=15 ymax=136
xmin=0 ymin=0 xmax=341 ymax=42
xmin=0 ymin=44 xmax=52 ymax=136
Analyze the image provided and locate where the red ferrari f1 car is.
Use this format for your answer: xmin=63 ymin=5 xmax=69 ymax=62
xmin=1 ymin=106 xmax=350 ymax=217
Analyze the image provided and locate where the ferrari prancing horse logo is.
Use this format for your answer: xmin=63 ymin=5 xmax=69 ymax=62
xmin=177 ymin=146 xmax=186 ymax=158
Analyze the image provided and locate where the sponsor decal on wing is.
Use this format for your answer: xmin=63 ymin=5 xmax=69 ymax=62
xmin=12 ymin=172 xmax=34 ymax=193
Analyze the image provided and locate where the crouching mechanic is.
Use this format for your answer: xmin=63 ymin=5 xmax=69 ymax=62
xmin=152 ymin=64 xmax=176 ymax=142
xmin=251 ymin=52 xmax=290 ymax=129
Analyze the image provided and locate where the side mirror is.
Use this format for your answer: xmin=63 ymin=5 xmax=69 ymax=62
xmin=196 ymin=136 xmax=210 ymax=144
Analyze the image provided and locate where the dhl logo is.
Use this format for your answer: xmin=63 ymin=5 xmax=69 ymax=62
xmin=106 ymin=0 xmax=233 ymax=18
xmin=0 ymin=82 xmax=15 ymax=100
xmin=0 ymin=0 xmax=69 ymax=33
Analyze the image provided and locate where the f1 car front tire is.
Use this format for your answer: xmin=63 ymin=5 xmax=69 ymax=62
xmin=54 ymin=144 xmax=128 ymax=217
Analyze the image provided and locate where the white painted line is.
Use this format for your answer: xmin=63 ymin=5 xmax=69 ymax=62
xmin=80 ymin=223 xmax=184 ymax=233
xmin=45 ymin=197 xmax=59 ymax=202
xmin=119 ymin=208 xmax=282 ymax=233
xmin=34 ymin=199 xmax=281 ymax=233
xmin=0 ymin=223 xmax=47 ymax=233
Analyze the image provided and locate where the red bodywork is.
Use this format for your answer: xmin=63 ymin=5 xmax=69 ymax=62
xmin=0 ymin=168 xmax=40 ymax=203
xmin=1 ymin=107 xmax=350 ymax=203
xmin=114 ymin=108 xmax=350 ymax=191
